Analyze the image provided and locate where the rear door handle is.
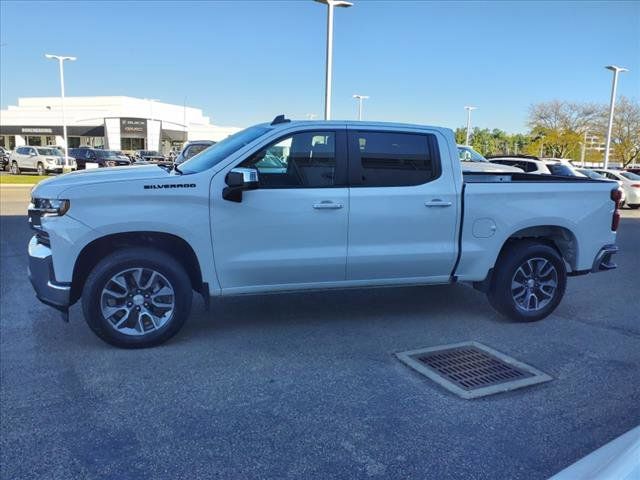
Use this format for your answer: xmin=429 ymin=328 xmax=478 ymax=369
xmin=313 ymin=201 xmax=343 ymax=210
xmin=424 ymin=199 xmax=452 ymax=207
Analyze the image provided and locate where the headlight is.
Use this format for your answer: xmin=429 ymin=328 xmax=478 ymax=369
xmin=46 ymin=157 xmax=56 ymax=163
xmin=30 ymin=198 xmax=70 ymax=217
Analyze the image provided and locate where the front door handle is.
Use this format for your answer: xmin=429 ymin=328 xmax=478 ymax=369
xmin=425 ymin=199 xmax=452 ymax=207
xmin=313 ymin=201 xmax=343 ymax=210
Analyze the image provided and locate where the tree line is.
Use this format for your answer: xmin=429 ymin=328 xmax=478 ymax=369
xmin=455 ymin=97 xmax=640 ymax=167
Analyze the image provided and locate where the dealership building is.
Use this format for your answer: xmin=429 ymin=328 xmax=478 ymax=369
xmin=0 ymin=96 xmax=240 ymax=153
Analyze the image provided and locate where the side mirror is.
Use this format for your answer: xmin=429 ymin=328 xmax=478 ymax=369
xmin=223 ymin=167 xmax=259 ymax=202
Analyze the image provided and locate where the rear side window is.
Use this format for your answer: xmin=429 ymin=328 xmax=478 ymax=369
xmin=547 ymin=164 xmax=574 ymax=176
xmin=349 ymin=131 xmax=438 ymax=187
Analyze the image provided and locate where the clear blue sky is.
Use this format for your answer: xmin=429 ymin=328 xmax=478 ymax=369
xmin=1 ymin=1 xmax=638 ymax=132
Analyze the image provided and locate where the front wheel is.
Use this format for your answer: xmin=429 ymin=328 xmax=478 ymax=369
xmin=487 ymin=240 xmax=567 ymax=322
xmin=10 ymin=161 xmax=20 ymax=175
xmin=82 ymin=247 xmax=193 ymax=348
xmin=36 ymin=162 xmax=45 ymax=176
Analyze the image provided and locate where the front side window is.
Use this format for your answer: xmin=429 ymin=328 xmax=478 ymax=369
xmin=240 ymin=131 xmax=336 ymax=188
xmin=351 ymin=131 xmax=437 ymax=187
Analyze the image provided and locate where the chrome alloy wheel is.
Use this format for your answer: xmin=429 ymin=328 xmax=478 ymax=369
xmin=100 ymin=268 xmax=175 ymax=336
xmin=511 ymin=257 xmax=558 ymax=312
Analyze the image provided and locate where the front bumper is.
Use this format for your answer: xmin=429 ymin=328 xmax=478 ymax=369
xmin=591 ymin=244 xmax=619 ymax=273
xmin=27 ymin=236 xmax=70 ymax=311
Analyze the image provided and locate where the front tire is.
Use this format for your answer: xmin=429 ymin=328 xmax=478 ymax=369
xmin=36 ymin=162 xmax=45 ymax=176
xmin=82 ymin=247 xmax=192 ymax=348
xmin=10 ymin=161 xmax=20 ymax=175
xmin=487 ymin=240 xmax=567 ymax=322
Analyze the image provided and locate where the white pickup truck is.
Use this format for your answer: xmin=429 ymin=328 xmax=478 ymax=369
xmin=28 ymin=117 xmax=621 ymax=348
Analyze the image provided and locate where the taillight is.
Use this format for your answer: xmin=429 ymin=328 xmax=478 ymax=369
xmin=631 ymin=184 xmax=640 ymax=188
xmin=611 ymin=188 xmax=621 ymax=231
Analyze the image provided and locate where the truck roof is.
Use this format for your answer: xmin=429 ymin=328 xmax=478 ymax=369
xmin=261 ymin=117 xmax=454 ymax=135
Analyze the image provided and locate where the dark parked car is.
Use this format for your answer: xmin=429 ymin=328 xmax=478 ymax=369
xmin=174 ymin=140 xmax=215 ymax=165
xmin=625 ymin=167 xmax=640 ymax=175
xmin=69 ymin=148 xmax=131 ymax=169
xmin=0 ymin=147 xmax=10 ymax=171
xmin=133 ymin=150 xmax=166 ymax=163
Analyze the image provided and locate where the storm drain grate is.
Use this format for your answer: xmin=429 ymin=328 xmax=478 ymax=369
xmin=396 ymin=341 xmax=552 ymax=399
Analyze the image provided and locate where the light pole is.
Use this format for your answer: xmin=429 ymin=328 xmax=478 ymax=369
xmin=45 ymin=54 xmax=76 ymax=165
xmin=464 ymin=106 xmax=477 ymax=146
xmin=603 ymin=65 xmax=628 ymax=169
xmin=353 ymin=94 xmax=369 ymax=120
xmin=315 ymin=0 xmax=353 ymax=120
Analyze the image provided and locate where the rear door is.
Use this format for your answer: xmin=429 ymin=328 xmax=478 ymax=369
xmin=346 ymin=128 xmax=459 ymax=283
xmin=211 ymin=128 xmax=350 ymax=292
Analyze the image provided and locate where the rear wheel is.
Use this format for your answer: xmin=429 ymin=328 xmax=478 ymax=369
xmin=82 ymin=247 xmax=192 ymax=348
xmin=10 ymin=161 xmax=20 ymax=175
xmin=487 ymin=240 xmax=567 ymax=322
xmin=36 ymin=162 xmax=45 ymax=176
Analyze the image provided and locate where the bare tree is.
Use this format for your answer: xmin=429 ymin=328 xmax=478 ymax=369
xmin=596 ymin=97 xmax=640 ymax=167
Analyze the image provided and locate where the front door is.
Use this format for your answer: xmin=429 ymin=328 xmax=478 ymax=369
xmin=346 ymin=128 xmax=459 ymax=283
xmin=211 ymin=129 xmax=349 ymax=292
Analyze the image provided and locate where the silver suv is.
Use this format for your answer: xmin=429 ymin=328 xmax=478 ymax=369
xmin=9 ymin=146 xmax=76 ymax=175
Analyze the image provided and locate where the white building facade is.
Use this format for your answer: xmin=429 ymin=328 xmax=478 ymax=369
xmin=0 ymin=96 xmax=240 ymax=153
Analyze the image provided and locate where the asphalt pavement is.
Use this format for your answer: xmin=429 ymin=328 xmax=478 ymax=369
xmin=1 ymin=185 xmax=639 ymax=480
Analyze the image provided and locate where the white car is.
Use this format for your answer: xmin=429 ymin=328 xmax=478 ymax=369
xmin=488 ymin=156 xmax=552 ymax=174
xmin=457 ymin=145 xmax=523 ymax=173
xmin=576 ymin=168 xmax=626 ymax=205
xmin=9 ymin=146 xmax=76 ymax=175
xmin=28 ymin=118 xmax=619 ymax=347
xmin=593 ymin=169 xmax=640 ymax=209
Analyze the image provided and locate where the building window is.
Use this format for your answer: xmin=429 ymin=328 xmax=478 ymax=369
xmin=121 ymin=137 xmax=146 ymax=151
xmin=68 ymin=137 xmax=81 ymax=148
xmin=26 ymin=136 xmax=43 ymax=146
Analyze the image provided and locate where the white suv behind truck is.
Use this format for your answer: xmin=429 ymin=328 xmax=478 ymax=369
xmin=10 ymin=146 xmax=76 ymax=175
xmin=28 ymin=118 xmax=621 ymax=348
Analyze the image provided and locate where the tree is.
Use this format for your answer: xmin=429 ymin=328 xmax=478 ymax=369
xmin=601 ymin=97 xmax=640 ymax=167
xmin=527 ymin=100 xmax=600 ymax=159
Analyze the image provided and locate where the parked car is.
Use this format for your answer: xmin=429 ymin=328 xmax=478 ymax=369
xmin=544 ymin=161 xmax=586 ymax=177
xmin=457 ymin=145 xmax=523 ymax=173
xmin=69 ymin=148 xmax=131 ymax=169
xmin=134 ymin=150 xmax=166 ymax=163
xmin=0 ymin=147 xmax=10 ymax=171
xmin=593 ymin=169 xmax=640 ymax=209
xmin=487 ymin=155 xmax=552 ymax=174
xmin=28 ymin=117 xmax=620 ymax=348
xmin=576 ymin=168 xmax=626 ymax=206
xmin=9 ymin=146 xmax=76 ymax=175
xmin=174 ymin=140 xmax=216 ymax=165
xmin=624 ymin=167 xmax=640 ymax=175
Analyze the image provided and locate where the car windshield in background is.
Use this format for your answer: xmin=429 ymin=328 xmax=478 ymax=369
xmin=36 ymin=148 xmax=61 ymax=156
xmin=577 ymin=169 xmax=604 ymax=180
xmin=620 ymin=171 xmax=640 ymax=181
xmin=141 ymin=151 xmax=160 ymax=156
xmin=458 ymin=146 xmax=488 ymax=162
xmin=547 ymin=164 xmax=576 ymax=176
xmin=95 ymin=150 xmax=120 ymax=159
xmin=179 ymin=125 xmax=271 ymax=174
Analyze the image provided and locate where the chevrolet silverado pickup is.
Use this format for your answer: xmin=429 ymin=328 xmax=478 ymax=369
xmin=28 ymin=117 xmax=621 ymax=348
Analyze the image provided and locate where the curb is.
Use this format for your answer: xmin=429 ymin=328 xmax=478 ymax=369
xmin=0 ymin=184 xmax=36 ymax=188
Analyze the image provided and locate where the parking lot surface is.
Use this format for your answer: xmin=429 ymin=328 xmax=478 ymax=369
xmin=1 ymin=185 xmax=639 ymax=480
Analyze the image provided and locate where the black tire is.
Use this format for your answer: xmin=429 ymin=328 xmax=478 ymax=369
xmin=36 ymin=162 xmax=45 ymax=176
xmin=10 ymin=161 xmax=20 ymax=175
xmin=487 ymin=240 xmax=567 ymax=322
xmin=82 ymin=247 xmax=193 ymax=348
xmin=628 ymin=204 xmax=639 ymax=210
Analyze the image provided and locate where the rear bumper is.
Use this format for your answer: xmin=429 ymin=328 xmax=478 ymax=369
xmin=591 ymin=244 xmax=619 ymax=273
xmin=27 ymin=236 xmax=70 ymax=311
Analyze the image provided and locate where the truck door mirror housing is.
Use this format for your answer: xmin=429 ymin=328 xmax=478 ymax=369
xmin=223 ymin=167 xmax=259 ymax=202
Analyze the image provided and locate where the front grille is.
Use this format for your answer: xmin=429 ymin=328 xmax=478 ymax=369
xmin=396 ymin=342 xmax=551 ymax=399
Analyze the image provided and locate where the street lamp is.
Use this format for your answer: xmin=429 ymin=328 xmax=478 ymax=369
xmin=45 ymin=54 xmax=76 ymax=165
xmin=353 ymin=94 xmax=369 ymax=120
xmin=464 ymin=106 xmax=477 ymax=146
xmin=315 ymin=0 xmax=353 ymax=120
xmin=603 ymin=65 xmax=628 ymax=169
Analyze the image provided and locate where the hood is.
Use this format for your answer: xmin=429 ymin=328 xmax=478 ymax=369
xmin=33 ymin=165 xmax=174 ymax=198
xmin=461 ymin=161 xmax=523 ymax=173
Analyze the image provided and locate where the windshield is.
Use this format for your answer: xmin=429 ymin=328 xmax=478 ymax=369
xmin=95 ymin=150 xmax=120 ymax=159
xmin=180 ymin=125 xmax=271 ymax=174
xmin=458 ymin=146 xmax=488 ymax=162
xmin=577 ymin=169 xmax=604 ymax=179
xmin=620 ymin=171 xmax=640 ymax=181
xmin=36 ymin=147 xmax=61 ymax=156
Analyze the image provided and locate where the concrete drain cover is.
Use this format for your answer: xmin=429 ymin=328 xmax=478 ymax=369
xmin=396 ymin=341 xmax=552 ymax=399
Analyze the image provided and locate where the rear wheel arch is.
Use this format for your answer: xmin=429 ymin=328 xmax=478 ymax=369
xmin=498 ymin=225 xmax=578 ymax=271
xmin=71 ymin=231 xmax=204 ymax=304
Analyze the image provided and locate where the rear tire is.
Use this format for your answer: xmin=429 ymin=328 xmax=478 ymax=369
xmin=487 ymin=240 xmax=566 ymax=322
xmin=10 ymin=161 xmax=20 ymax=175
xmin=82 ymin=247 xmax=192 ymax=348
